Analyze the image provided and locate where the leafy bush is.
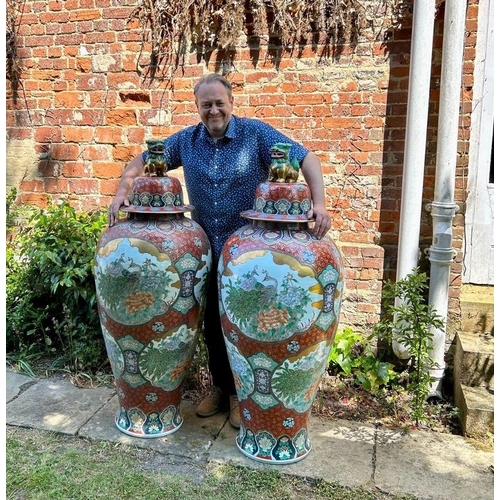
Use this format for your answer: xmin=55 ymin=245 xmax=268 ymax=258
xmin=6 ymin=198 xmax=108 ymax=373
xmin=327 ymin=327 xmax=397 ymax=392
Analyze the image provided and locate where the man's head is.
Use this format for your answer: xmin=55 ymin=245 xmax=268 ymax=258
xmin=194 ymin=74 xmax=234 ymax=140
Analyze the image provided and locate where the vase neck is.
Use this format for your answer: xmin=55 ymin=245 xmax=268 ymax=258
xmin=251 ymin=219 xmax=308 ymax=231
xmin=128 ymin=212 xmax=185 ymax=221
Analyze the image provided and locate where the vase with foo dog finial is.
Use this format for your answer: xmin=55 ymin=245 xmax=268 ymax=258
xmin=217 ymin=143 xmax=344 ymax=463
xmin=94 ymin=140 xmax=212 ymax=437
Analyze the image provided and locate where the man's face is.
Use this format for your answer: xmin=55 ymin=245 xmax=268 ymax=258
xmin=195 ymin=82 xmax=234 ymax=139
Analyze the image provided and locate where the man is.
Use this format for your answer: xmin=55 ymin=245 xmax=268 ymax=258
xmin=108 ymin=73 xmax=331 ymax=429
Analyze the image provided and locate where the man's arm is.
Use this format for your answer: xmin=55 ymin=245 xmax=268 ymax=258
xmin=300 ymin=152 xmax=331 ymax=239
xmin=108 ymin=154 xmax=145 ymax=227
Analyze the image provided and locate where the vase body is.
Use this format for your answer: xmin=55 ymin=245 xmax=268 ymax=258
xmin=94 ymin=175 xmax=211 ymax=437
xmin=218 ymin=181 xmax=344 ymax=463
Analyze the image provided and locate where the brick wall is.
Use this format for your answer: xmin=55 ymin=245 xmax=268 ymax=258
xmin=6 ymin=0 xmax=479 ymax=338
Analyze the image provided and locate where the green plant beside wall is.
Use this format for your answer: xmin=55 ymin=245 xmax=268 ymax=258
xmin=327 ymin=327 xmax=397 ymax=393
xmin=374 ymin=267 xmax=445 ymax=427
xmin=6 ymin=198 xmax=108 ymax=374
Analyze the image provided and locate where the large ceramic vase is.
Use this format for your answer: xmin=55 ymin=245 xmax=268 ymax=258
xmin=94 ymin=155 xmax=211 ymax=438
xmin=218 ymin=177 xmax=344 ymax=463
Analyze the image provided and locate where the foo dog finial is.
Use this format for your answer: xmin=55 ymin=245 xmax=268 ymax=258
xmin=145 ymin=139 xmax=168 ymax=177
xmin=268 ymin=143 xmax=300 ymax=183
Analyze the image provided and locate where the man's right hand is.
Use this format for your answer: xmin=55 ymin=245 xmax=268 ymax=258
xmin=107 ymin=154 xmax=146 ymax=227
xmin=108 ymin=195 xmax=129 ymax=227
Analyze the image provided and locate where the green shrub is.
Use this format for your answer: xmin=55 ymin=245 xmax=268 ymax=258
xmin=6 ymin=198 xmax=108 ymax=373
xmin=327 ymin=327 xmax=397 ymax=392
xmin=374 ymin=267 xmax=445 ymax=426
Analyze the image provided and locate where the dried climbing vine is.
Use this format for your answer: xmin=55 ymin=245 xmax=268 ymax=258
xmin=131 ymin=0 xmax=412 ymax=79
xmin=6 ymin=0 xmax=23 ymax=102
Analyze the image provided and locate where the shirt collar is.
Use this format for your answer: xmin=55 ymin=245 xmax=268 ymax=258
xmin=200 ymin=115 xmax=236 ymax=143
xmin=224 ymin=115 xmax=236 ymax=139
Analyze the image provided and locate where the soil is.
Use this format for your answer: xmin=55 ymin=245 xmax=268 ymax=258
xmin=312 ymin=372 xmax=461 ymax=434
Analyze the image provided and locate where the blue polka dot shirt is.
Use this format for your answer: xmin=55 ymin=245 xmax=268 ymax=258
xmin=142 ymin=115 xmax=309 ymax=261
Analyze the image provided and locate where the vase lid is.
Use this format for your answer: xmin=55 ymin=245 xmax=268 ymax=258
xmin=241 ymin=181 xmax=312 ymax=222
xmin=122 ymin=176 xmax=194 ymax=214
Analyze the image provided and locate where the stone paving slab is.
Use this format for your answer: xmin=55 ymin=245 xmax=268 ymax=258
xmin=6 ymin=370 xmax=35 ymax=403
xmin=79 ymin=396 xmax=227 ymax=462
xmin=374 ymin=428 xmax=495 ymax=500
xmin=209 ymin=418 xmax=375 ymax=488
xmin=6 ymin=378 xmax=115 ymax=435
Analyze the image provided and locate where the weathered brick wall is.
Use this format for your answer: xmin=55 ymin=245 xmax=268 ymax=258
xmin=6 ymin=0 xmax=478 ymax=337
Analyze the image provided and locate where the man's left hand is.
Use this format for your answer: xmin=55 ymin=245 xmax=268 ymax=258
xmin=308 ymin=206 xmax=331 ymax=239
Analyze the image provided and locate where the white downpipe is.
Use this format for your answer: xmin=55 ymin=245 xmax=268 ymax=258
xmin=393 ymin=0 xmax=436 ymax=359
xmin=425 ymin=0 xmax=467 ymax=398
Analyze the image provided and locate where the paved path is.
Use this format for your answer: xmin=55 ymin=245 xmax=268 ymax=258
xmin=5 ymin=369 xmax=494 ymax=499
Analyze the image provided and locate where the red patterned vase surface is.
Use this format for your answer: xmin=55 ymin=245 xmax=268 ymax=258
xmin=94 ymin=175 xmax=212 ymax=437
xmin=218 ymin=181 xmax=344 ymax=463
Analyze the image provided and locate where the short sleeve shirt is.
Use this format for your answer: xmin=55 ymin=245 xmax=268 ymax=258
xmin=142 ymin=115 xmax=309 ymax=261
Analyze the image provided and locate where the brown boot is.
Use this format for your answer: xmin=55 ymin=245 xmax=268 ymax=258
xmin=229 ymin=395 xmax=241 ymax=429
xmin=196 ymin=388 xmax=225 ymax=417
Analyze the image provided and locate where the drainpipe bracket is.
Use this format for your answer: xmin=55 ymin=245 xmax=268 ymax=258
xmin=425 ymin=201 xmax=459 ymax=218
xmin=424 ymin=246 xmax=457 ymax=264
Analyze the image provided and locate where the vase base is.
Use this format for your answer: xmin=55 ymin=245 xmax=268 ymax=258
xmin=114 ymin=404 xmax=183 ymax=438
xmin=114 ymin=418 xmax=183 ymax=438
xmin=235 ymin=435 xmax=310 ymax=464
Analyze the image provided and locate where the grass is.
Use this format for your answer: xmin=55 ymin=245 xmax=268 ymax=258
xmin=6 ymin=426 xmax=417 ymax=500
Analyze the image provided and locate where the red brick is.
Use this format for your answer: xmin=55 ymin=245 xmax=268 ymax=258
xmin=70 ymin=9 xmax=100 ymax=21
xmin=63 ymin=126 xmax=95 ymax=142
xmin=34 ymin=127 xmax=63 ymax=143
xmin=48 ymin=0 xmax=64 ymax=11
xmin=105 ymin=109 xmax=137 ymax=126
xmin=113 ymin=145 xmax=142 ymax=162
xmin=84 ymin=31 xmax=116 ymax=44
xmin=51 ymin=143 xmax=81 ymax=160
xmin=127 ymin=128 xmax=146 ymax=144
xmin=69 ymin=179 xmax=99 ymax=194
xmin=102 ymin=7 xmax=135 ymax=19
xmin=81 ymin=145 xmax=112 ymax=161
xmin=61 ymin=161 xmax=88 ymax=177
xmin=18 ymin=179 xmax=45 ymax=193
xmin=18 ymin=193 xmax=50 ymax=208
xmin=107 ymin=72 xmax=141 ymax=88
xmin=323 ymin=117 xmax=362 ymax=129
xmin=54 ymin=33 xmax=85 ymax=45
xmin=93 ymin=162 xmax=125 ymax=179
xmin=95 ymin=126 xmax=124 ymax=144
xmin=76 ymin=57 xmax=92 ymax=72
xmin=88 ymin=91 xmax=117 ymax=107
xmin=54 ymin=91 xmax=85 ymax=108
xmin=45 ymin=109 xmax=76 ymax=125
xmin=99 ymin=179 xmax=121 ymax=196
xmin=286 ymin=93 xmax=327 ymax=105
xmin=45 ymin=178 xmax=70 ymax=193
xmin=7 ymin=127 xmax=32 ymax=139
xmin=40 ymin=11 xmax=70 ymax=23
xmin=76 ymin=74 xmax=107 ymax=90
xmin=249 ymin=94 xmax=283 ymax=106
xmin=71 ymin=109 xmax=105 ymax=126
